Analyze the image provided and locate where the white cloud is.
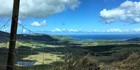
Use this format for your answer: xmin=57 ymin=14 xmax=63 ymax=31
xmin=31 ymin=22 xmax=41 ymax=27
xmin=41 ymin=20 xmax=47 ymax=26
xmin=30 ymin=20 xmax=47 ymax=27
xmin=68 ymin=29 xmax=78 ymax=32
xmin=36 ymin=28 xmax=140 ymax=33
xmin=100 ymin=1 xmax=140 ymax=23
xmin=132 ymin=28 xmax=140 ymax=32
xmin=91 ymin=29 xmax=97 ymax=32
xmin=51 ymin=28 xmax=80 ymax=32
xmin=23 ymin=29 xmax=27 ymax=33
xmin=50 ymin=28 xmax=140 ymax=33
xmin=0 ymin=0 xmax=80 ymax=18
xmin=52 ymin=28 xmax=62 ymax=32
xmin=106 ymin=28 xmax=123 ymax=32
xmin=3 ymin=28 xmax=8 ymax=32
xmin=18 ymin=20 xmax=22 ymax=24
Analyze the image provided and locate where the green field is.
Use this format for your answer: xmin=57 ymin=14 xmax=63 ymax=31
xmin=0 ymin=32 xmax=140 ymax=70
xmin=0 ymin=39 xmax=140 ymax=70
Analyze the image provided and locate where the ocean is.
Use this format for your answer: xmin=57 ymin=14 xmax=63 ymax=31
xmin=63 ymin=34 xmax=140 ymax=40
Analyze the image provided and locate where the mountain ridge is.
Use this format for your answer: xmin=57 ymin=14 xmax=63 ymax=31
xmin=0 ymin=31 xmax=58 ymax=43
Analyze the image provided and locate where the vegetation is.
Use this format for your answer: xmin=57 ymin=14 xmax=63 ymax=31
xmin=0 ymin=31 xmax=140 ymax=70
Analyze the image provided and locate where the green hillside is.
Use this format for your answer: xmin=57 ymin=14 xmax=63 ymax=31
xmin=0 ymin=31 xmax=9 ymax=42
xmin=127 ymin=37 xmax=140 ymax=41
xmin=0 ymin=31 xmax=140 ymax=70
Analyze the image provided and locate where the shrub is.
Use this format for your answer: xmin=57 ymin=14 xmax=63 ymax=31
xmin=57 ymin=54 xmax=100 ymax=70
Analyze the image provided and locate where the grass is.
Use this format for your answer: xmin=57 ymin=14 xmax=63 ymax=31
xmin=0 ymin=39 xmax=140 ymax=70
xmin=22 ymin=53 xmax=63 ymax=65
xmin=100 ymin=53 xmax=140 ymax=70
xmin=16 ymin=41 xmax=65 ymax=66
xmin=0 ymin=41 xmax=65 ymax=70
xmin=82 ymin=40 xmax=140 ymax=46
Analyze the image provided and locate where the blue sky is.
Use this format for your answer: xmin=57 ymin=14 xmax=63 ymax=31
xmin=0 ymin=0 xmax=140 ymax=35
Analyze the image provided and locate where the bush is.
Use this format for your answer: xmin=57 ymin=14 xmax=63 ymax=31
xmin=57 ymin=54 xmax=100 ymax=70
xmin=103 ymin=53 xmax=140 ymax=70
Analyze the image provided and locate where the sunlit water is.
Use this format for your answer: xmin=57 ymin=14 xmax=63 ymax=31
xmin=16 ymin=61 xmax=35 ymax=66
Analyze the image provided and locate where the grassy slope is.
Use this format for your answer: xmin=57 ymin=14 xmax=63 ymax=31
xmin=0 ymin=31 xmax=140 ymax=70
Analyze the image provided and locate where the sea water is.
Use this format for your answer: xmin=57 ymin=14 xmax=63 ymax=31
xmin=64 ymin=34 xmax=140 ymax=40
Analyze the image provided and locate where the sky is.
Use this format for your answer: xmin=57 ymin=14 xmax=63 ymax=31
xmin=0 ymin=0 xmax=140 ymax=35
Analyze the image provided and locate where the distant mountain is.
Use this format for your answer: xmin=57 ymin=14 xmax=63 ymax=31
xmin=127 ymin=37 xmax=140 ymax=41
xmin=17 ymin=34 xmax=58 ymax=43
xmin=0 ymin=31 xmax=9 ymax=42
xmin=0 ymin=31 xmax=58 ymax=43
